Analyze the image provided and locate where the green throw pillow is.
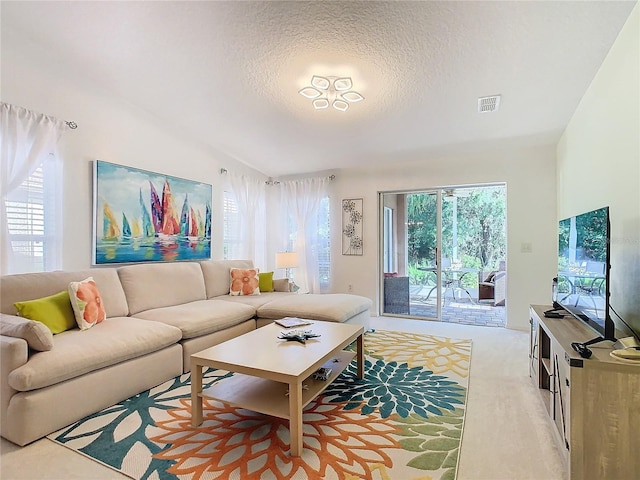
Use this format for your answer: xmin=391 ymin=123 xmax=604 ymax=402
xmin=14 ymin=290 xmax=76 ymax=334
xmin=259 ymin=272 xmax=274 ymax=292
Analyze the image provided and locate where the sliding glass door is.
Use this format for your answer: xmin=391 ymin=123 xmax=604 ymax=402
xmin=380 ymin=185 xmax=507 ymax=326
xmin=381 ymin=190 xmax=443 ymax=319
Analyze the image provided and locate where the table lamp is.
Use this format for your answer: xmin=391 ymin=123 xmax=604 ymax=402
xmin=276 ymin=252 xmax=298 ymax=281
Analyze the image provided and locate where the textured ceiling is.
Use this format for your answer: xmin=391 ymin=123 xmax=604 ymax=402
xmin=2 ymin=1 xmax=636 ymax=177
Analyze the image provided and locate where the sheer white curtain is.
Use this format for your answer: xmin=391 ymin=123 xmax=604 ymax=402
xmin=1 ymin=103 xmax=68 ymax=274
xmin=226 ymin=173 xmax=266 ymax=267
xmin=281 ymin=176 xmax=329 ymax=293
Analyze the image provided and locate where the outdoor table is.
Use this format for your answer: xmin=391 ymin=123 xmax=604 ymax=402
xmin=418 ymin=266 xmax=476 ymax=303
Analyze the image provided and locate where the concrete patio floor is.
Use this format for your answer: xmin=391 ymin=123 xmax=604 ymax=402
xmin=408 ymin=297 xmax=506 ymax=328
xmin=383 ymin=284 xmax=507 ymax=328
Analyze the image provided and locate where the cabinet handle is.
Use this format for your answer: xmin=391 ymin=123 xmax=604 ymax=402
xmin=565 ymin=378 xmax=570 ymax=387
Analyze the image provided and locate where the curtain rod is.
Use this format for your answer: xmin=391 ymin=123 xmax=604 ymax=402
xmin=1 ymin=103 xmax=78 ymax=129
xmin=220 ymin=168 xmax=335 ymax=184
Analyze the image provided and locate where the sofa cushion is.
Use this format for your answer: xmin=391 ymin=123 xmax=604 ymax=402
xmin=257 ymin=294 xmax=372 ymax=323
xmin=0 ymin=314 xmax=54 ymax=351
xmin=13 ymin=290 xmax=77 ymax=334
xmin=200 ymin=260 xmax=254 ymax=298
xmin=7 ymin=317 xmax=182 ymax=392
xmin=1 ymin=269 xmax=129 ymax=318
xmin=229 ymin=268 xmax=260 ymax=296
xmin=132 ymin=299 xmax=256 ymax=339
xmin=118 ymin=262 xmax=206 ymax=315
xmin=68 ymin=277 xmax=106 ymax=330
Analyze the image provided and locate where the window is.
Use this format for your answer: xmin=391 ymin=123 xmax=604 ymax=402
xmin=4 ymin=160 xmax=61 ymax=273
xmin=223 ymin=190 xmax=240 ymax=259
xmin=317 ymin=197 xmax=331 ymax=291
xmin=1 ymin=103 xmax=66 ymax=274
xmin=286 ymin=196 xmax=331 ymax=291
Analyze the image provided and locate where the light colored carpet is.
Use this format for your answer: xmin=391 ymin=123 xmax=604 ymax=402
xmin=0 ymin=317 xmax=566 ymax=480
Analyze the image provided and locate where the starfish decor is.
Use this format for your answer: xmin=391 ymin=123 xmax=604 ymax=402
xmin=278 ymin=329 xmax=321 ymax=344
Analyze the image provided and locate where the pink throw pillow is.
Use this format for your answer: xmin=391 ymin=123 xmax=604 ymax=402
xmin=229 ymin=268 xmax=260 ymax=296
xmin=68 ymin=277 xmax=106 ymax=330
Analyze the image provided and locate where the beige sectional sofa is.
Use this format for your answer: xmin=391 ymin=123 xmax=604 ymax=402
xmin=0 ymin=259 xmax=371 ymax=446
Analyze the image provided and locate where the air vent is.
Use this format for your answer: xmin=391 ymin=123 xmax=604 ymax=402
xmin=478 ymin=95 xmax=501 ymax=113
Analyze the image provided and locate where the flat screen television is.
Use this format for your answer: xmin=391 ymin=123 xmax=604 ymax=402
xmin=555 ymin=206 xmax=615 ymax=342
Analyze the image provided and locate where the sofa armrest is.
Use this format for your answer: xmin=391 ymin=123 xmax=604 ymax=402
xmin=1 ymin=335 xmax=29 ymax=437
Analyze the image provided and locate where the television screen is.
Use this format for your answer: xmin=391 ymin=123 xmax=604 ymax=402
xmin=557 ymin=206 xmax=614 ymax=339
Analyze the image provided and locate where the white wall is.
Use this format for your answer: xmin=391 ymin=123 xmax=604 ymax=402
xmin=2 ymin=26 xmax=265 ymax=271
xmin=329 ymin=146 xmax=558 ymax=331
xmin=557 ymin=4 xmax=640 ymax=334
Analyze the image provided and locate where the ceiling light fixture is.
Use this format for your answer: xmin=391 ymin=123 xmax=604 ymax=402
xmin=299 ymin=75 xmax=364 ymax=112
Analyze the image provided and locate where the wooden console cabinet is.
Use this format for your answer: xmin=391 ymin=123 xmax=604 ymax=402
xmin=529 ymin=305 xmax=640 ymax=480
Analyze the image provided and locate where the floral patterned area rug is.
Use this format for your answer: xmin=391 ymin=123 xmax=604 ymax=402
xmin=48 ymin=330 xmax=471 ymax=480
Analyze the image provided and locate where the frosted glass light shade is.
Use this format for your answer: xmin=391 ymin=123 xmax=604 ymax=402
xmin=334 ymin=77 xmax=353 ymax=91
xmin=313 ymin=98 xmax=329 ymax=109
xmin=341 ymin=91 xmax=364 ymax=103
xmin=311 ymin=75 xmax=330 ymax=90
xmin=299 ymin=87 xmax=321 ymax=99
xmin=333 ymin=100 xmax=349 ymax=112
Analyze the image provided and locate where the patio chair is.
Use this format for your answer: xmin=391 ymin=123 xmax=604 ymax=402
xmin=478 ymin=269 xmax=506 ymax=306
xmin=383 ymin=274 xmax=410 ymax=314
xmin=478 ymin=270 xmax=497 ymax=301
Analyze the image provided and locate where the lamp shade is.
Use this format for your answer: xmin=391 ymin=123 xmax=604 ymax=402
xmin=276 ymin=252 xmax=298 ymax=269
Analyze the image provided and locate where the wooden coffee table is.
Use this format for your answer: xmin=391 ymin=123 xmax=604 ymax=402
xmin=191 ymin=321 xmax=364 ymax=456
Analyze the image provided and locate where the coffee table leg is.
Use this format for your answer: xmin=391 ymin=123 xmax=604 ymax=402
xmin=191 ymin=364 xmax=203 ymax=426
xmin=289 ymin=380 xmax=303 ymax=456
xmin=357 ymin=333 xmax=364 ymax=379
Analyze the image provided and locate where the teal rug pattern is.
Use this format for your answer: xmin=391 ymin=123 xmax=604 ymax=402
xmin=49 ymin=330 xmax=471 ymax=480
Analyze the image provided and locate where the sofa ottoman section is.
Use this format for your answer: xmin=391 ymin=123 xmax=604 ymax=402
xmin=257 ymin=294 xmax=372 ymax=328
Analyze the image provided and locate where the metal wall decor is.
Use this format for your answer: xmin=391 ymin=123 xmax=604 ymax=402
xmin=342 ymin=198 xmax=363 ymax=255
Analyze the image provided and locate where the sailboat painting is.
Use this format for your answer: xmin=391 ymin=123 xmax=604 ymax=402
xmin=93 ymin=160 xmax=212 ymax=264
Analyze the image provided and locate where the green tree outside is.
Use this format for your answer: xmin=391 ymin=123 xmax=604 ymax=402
xmin=406 ymin=186 xmax=506 ymax=286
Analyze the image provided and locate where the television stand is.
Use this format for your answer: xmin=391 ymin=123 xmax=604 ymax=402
xmin=529 ymin=305 xmax=640 ymax=479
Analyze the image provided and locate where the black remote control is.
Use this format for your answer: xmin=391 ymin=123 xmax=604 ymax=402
xmin=571 ymin=342 xmax=593 ymax=359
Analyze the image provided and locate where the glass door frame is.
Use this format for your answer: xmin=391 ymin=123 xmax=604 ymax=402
xmin=378 ymin=189 xmax=444 ymax=321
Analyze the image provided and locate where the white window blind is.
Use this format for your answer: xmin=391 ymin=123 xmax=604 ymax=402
xmin=5 ymin=160 xmax=58 ymax=272
xmin=223 ymin=190 xmax=240 ymax=259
